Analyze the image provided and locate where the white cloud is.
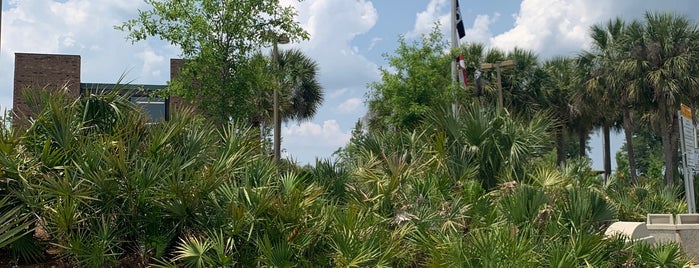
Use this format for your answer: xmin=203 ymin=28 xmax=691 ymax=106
xmin=338 ymin=98 xmax=363 ymax=114
xmin=464 ymin=13 xmax=499 ymax=45
xmin=285 ymin=0 xmax=381 ymax=92
xmin=487 ymin=0 xmax=699 ymax=59
xmin=49 ymin=1 xmax=89 ymax=26
xmin=137 ymin=48 xmax=166 ymax=79
xmin=368 ymin=37 xmax=383 ymax=51
xmin=407 ymin=0 xmax=500 ymax=47
xmin=282 ymin=120 xmax=352 ymax=163
xmin=489 ymin=0 xmax=607 ymax=58
xmin=407 ymin=0 xmax=448 ymax=39
xmin=406 ymin=0 xmax=699 ymax=62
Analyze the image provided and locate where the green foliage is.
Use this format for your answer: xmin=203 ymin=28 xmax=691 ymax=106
xmin=249 ymin=48 xmax=324 ymax=153
xmin=428 ymin=102 xmax=553 ymax=189
xmin=619 ymin=12 xmax=699 ymax=184
xmin=616 ymin=128 xmax=665 ymax=179
xmin=604 ymin=174 xmax=686 ymax=221
xmin=0 ymin=90 xmax=688 ymax=267
xmin=173 ymin=235 xmax=212 ymax=268
xmin=118 ymin=0 xmax=309 ymax=124
xmin=541 ymin=57 xmax=579 ymax=165
xmin=558 ymin=187 xmax=616 ymax=232
xmin=59 ymin=217 xmax=121 ymax=268
xmin=497 ymin=185 xmax=549 ymax=228
xmin=632 ymin=242 xmax=688 ymax=267
xmin=366 ymin=26 xmax=453 ymax=131
xmin=6 ymin=11 xmax=699 ymax=267
xmin=0 ymin=196 xmax=33 ymax=249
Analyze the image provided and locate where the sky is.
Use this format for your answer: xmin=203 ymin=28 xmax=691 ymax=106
xmin=2 ymin=0 xmax=699 ymax=170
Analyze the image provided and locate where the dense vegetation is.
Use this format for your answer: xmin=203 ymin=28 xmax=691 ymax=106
xmin=1 ymin=3 xmax=698 ymax=267
xmin=368 ymin=12 xmax=699 ymax=185
xmin=0 ymin=89 xmax=689 ymax=267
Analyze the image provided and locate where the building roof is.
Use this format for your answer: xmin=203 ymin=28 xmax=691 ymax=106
xmin=80 ymin=83 xmax=166 ymax=91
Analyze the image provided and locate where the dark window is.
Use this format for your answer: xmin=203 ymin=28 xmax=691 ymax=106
xmin=130 ymin=96 xmax=166 ymax=122
xmin=81 ymin=83 xmax=169 ymax=122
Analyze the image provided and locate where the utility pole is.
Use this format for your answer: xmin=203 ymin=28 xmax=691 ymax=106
xmin=480 ymin=60 xmax=515 ymax=111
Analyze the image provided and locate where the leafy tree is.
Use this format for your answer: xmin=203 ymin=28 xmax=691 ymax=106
xmin=366 ymin=27 xmax=453 ymax=132
xmin=118 ymin=0 xmax=308 ymax=125
xmin=616 ymin=128 xmax=665 ymax=179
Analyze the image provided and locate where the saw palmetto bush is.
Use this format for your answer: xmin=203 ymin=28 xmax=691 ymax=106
xmin=426 ymin=102 xmax=553 ymax=190
xmin=603 ymin=173 xmax=686 ymax=222
xmin=0 ymin=88 xmax=690 ymax=267
xmin=0 ymin=88 xmax=265 ymax=266
xmin=0 ymin=112 xmax=36 ymax=262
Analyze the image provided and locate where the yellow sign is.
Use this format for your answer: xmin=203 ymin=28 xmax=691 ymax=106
xmin=681 ymin=103 xmax=693 ymax=119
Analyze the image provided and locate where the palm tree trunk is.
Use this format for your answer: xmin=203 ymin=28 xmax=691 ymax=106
xmin=274 ymin=89 xmax=281 ymax=162
xmin=661 ymin=122 xmax=675 ymax=185
xmin=578 ymin=128 xmax=587 ymax=158
xmin=670 ymin=114 xmax=681 ymax=185
xmin=603 ymin=123 xmax=612 ymax=179
xmin=556 ymin=125 xmax=566 ymax=166
xmin=622 ymin=106 xmax=638 ymax=184
xmin=658 ymin=95 xmax=675 ymax=185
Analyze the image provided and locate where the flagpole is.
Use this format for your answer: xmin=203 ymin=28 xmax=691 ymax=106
xmin=450 ymin=0 xmax=458 ymax=117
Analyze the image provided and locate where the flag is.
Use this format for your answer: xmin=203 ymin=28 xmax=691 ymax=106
xmin=456 ymin=54 xmax=468 ymax=89
xmin=455 ymin=0 xmax=465 ymax=39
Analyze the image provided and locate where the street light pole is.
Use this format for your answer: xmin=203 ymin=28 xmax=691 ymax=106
xmin=272 ymin=34 xmax=289 ymax=163
xmin=480 ymin=60 xmax=515 ymax=111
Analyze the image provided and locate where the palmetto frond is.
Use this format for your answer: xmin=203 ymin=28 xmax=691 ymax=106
xmin=0 ymin=196 xmax=33 ymax=249
xmin=173 ymin=235 xmax=212 ymax=268
xmin=255 ymin=48 xmax=324 ymax=124
xmin=278 ymin=49 xmax=324 ymax=122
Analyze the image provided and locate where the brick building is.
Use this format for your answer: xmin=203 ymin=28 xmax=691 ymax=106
xmin=12 ymin=53 xmax=187 ymax=126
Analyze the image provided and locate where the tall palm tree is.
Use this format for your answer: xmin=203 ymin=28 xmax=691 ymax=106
xmin=251 ymin=49 xmax=323 ymax=156
xmin=542 ymin=57 xmax=576 ymax=166
xmin=275 ymin=49 xmax=324 ymax=123
xmin=621 ymin=12 xmax=699 ymax=184
xmin=568 ymin=57 xmax=598 ymax=159
xmin=586 ymin=18 xmax=640 ymax=183
xmin=579 ymin=18 xmax=628 ymax=180
xmin=502 ymin=48 xmax=546 ymax=118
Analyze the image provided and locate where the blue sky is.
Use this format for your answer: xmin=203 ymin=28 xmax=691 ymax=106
xmin=2 ymin=0 xmax=698 ymax=170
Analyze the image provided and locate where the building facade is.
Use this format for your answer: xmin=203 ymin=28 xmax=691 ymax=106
xmin=12 ymin=53 xmax=188 ymax=126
